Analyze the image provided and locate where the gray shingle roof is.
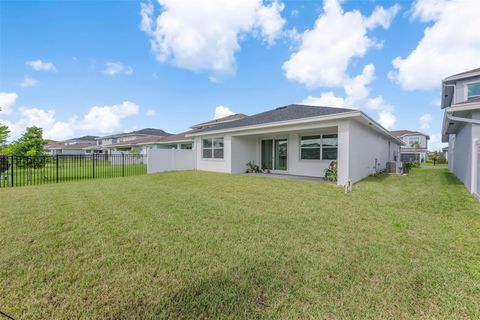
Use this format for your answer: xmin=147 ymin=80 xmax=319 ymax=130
xmin=194 ymin=104 xmax=356 ymax=133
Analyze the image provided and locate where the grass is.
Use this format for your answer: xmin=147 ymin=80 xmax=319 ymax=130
xmin=0 ymin=159 xmax=146 ymax=187
xmin=1 ymin=169 xmax=479 ymax=319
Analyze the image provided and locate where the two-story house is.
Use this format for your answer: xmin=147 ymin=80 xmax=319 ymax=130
xmin=46 ymin=135 xmax=98 ymax=156
xmin=391 ymin=130 xmax=429 ymax=162
xmin=441 ymin=67 xmax=480 ymax=197
xmin=89 ymin=128 xmax=171 ymax=154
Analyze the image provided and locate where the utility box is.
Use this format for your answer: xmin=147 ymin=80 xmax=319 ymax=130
xmin=386 ymin=161 xmax=397 ymax=174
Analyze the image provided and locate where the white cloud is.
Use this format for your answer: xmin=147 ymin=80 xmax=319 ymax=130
xmin=283 ymin=0 xmax=399 ymax=88
xmin=104 ymin=62 xmax=133 ymax=76
xmin=25 ymin=59 xmax=57 ymax=72
xmin=78 ymin=101 xmax=139 ymax=133
xmin=301 ymin=92 xmax=346 ymax=108
xmin=140 ymin=0 xmax=286 ymax=78
xmin=378 ymin=109 xmax=396 ymax=130
xmin=146 ymin=109 xmax=156 ymax=116
xmin=0 ymin=92 xmax=18 ymax=115
xmin=11 ymin=108 xmax=75 ymax=141
xmin=20 ymin=75 xmax=38 ymax=88
xmin=389 ymin=0 xmax=480 ymax=90
xmin=365 ymin=4 xmax=401 ymax=29
xmin=365 ymin=96 xmax=385 ymax=110
xmin=299 ymin=64 xmax=397 ymax=129
xmin=428 ymin=133 xmax=446 ymax=151
xmin=290 ymin=9 xmax=299 ymax=17
xmin=214 ymin=105 xmax=235 ymax=119
xmin=419 ymin=113 xmax=432 ymax=130
xmin=1 ymin=100 xmax=141 ymax=141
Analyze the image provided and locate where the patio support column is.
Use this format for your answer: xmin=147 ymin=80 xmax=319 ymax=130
xmin=337 ymin=120 xmax=350 ymax=186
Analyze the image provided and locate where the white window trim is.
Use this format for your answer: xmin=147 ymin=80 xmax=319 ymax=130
xmin=464 ymin=80 xmax=480 ymax=100
xmin=299 ymin=134 xmax=338 ymax=161
xmin=202 ymin=137 xmax=224 ymax=160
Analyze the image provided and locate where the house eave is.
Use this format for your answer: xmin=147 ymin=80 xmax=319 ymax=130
xmin=186 ymin=110 xmax=404 ymax=145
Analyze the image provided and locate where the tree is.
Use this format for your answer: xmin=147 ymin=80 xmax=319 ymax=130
xmin=0 ymin=124 xmax=9 ymax=146
xmin=9 ymin=126 xmax=47 ymax=156
xmin=0 ymin=107 xmax=10 ymax=147
xmin=410 ymin=141 xmax=420 ymax=148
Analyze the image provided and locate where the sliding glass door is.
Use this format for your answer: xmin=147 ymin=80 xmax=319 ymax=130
xmin=261 ymin=140 xmax=273 ymax=170
xmin=261 ymin=139 xmax=287 ymax=171
xmin=274 ymin=139 xmax=287 ymax=171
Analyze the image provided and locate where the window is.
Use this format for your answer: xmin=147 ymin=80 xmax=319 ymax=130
xmin=300 ymin=134 xmax=337 ymax=160
xmin=300 ymin=135 xmax=320 ymax=159
xmin=322 ymin=134 xmax=338 ymax=160
xmin=408 ymin=136 xmax=420 ymax=148
xmin=202 ymin=138 xmax=224 ymax=159
xmin=467 ymin=82 xmax=480 ymax=99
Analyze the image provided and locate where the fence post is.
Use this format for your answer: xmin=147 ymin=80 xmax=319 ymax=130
xmin=122 ymin=153 xmax=125 ymax=177
xmin=92 ymin=154 xmax=95 ymax=179
xmin=10 ymin=155 xmax=14 ymax=187
xmin=56 ymin=155 xmax=59 ymax=183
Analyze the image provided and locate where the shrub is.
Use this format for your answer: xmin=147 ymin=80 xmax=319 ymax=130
xmin=403 ymin=161 xmax=420 ymax=173
xmin=246 ymin=161 xmax=262 ymax=173
xmin=324 ymin=161 xmax=337 ymax=182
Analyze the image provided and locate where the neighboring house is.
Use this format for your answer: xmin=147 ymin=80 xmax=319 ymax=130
xmin=186 ymin=104 xmax=403 ymax=186
xmin=91 ymin=128 xmax=171 ymax=154
xmin=391 ymin=130 xmax=430 ymax=162
xmin=46 ymin=136 xmax=98 ymax=155
xmin=441 ymin=67 xmax=480 ymax=196
xmin=105 ymin=117 xmax=247 ymax=155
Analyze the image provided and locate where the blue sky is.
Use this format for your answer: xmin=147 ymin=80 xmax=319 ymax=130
xmin=0 ymin=0 xmax=478 ymax=150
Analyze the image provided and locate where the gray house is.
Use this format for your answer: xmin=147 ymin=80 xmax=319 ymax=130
xmin=391 ymin=130 xmax=429 ymax=162
xmin=441 ymin=67 xmax=480 ymax=197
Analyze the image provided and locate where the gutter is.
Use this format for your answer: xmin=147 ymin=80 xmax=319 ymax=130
xmin=445 ymin=112 xmax=480 ymax=125
xmin=186 ymin=110 xmax=402 ymax=144
xmin=445 ymin=105 xmax=480 ymax=125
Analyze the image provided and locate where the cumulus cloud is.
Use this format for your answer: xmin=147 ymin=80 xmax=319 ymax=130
xmin=214 ymin=105 xmax=236 ymax=119
xmin=289 ymin=0 xmax=399 ymax=129
xmin=302 ymin=92 xmax=346 ymax=108
xmin=146 ymin=109 xmax=156 ymax=117
xmin=378 ymin=110 xmax=396 ymax=130
xmin=20 ymin=75 xmax=38 ymax=88
xmin=419 ymin=113 xmax=432 ymax=130
xmin=1 ymin=98 xmax=141 ymax=141
xmin=0 ymin=92 xmax=18 ymax=115
xmin=25 ymin=59 xmax=57 ymax=72
xmin=104 ymin=62 xmax=133 ymax=76
xmin=428 ymin=133 xmax=446 ymax=151
xmin=283 ymin=0 xmax=399 ymax=88
xmin=389 ymin=0 xmax=480 ymax=90
xmin=140 ymin=0 xmax=286 ymax=78
xmin=78 ymin=101 xmax=140 ymax=133
xmin=300 ymin=65 xmax=397 ymax=129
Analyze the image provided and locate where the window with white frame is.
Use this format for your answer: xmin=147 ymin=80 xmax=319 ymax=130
xmin=300 ymin=134 xmax=337 ymax=160
xmin=408 ymin=136 xmax=420 ymax=147
xmin=467 ymin=82 xmax=480 ymax=99
xmin=202 ymin=137 xmax=224 ymax=159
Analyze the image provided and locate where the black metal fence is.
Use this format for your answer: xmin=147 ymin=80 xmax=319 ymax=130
xmin=0 ymin=154 xmax=147 ymax=188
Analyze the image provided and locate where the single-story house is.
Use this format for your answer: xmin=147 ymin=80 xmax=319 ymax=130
xmin=441 ymin=67 xmax=480 ymax=196
xmin=186 ymin=104 xmax=404 ymax=186
xmin=391 ymin=130 xmax=430 ymax=162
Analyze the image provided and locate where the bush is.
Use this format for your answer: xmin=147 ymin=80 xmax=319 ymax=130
xmin=246 ymin=161 xmax=262 ymax=173
xmin=402 ymin=161 xmax=420 ymax=173
xmin=324 ymin=161 xmax=337 ymax=182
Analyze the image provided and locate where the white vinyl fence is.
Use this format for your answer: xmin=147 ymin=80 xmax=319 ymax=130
xmin=147 ymin=149 xmax=195 ymax=174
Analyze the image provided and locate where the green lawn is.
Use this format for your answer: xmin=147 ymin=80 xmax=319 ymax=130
xmin=0 ymin=160 xmax=146 ymax=187
xmin=1 ymin=169 xmax=479 ymax=319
